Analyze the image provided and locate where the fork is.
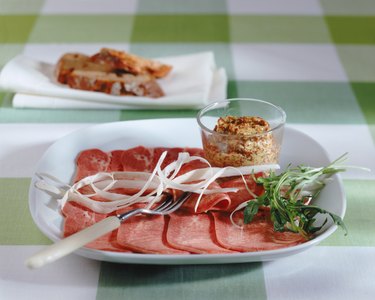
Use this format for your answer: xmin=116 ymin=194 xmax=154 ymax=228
xmin=26 ymin=192 xmax=191 ymax=269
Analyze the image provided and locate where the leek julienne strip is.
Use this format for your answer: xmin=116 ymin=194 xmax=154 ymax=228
xmin=35 ymin=151 xmax=280 ymax=214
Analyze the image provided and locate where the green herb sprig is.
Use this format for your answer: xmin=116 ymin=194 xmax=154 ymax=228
xmin=244 ymin=154 xmax=348 ymax=239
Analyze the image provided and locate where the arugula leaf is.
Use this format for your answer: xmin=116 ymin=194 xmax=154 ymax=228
xmin=243 ymin=153 xmax=348 ymax=239
xmin=243 ymin=201 xmax=259 ymax=223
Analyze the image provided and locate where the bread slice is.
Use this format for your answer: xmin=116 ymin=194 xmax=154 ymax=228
xmin=90 ymin=48 xmax=172 ymax=78
xmin=66 ymin=70 xmax=165 ymax=98
xmin=55 ymin=49 xmax=171 ymax=98
xmin=55 ymin=53 xmax=114 ymax=84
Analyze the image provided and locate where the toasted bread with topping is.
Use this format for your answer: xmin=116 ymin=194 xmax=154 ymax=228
xmin=90 ymin=48 xmax=172 ymax=78
xmin=55 ymin=49 xmax=171 ymax=98
xmin=66 ymin=70 xmax=164 ymax=98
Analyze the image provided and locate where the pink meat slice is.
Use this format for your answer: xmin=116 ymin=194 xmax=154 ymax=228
xmin=152 ymin=147 xmax=184 ymax=170
xmin=74 ymin=148 xmax=111 ymax=182
xmin=152 ymin=147 xmax=205 ymax=171
xmin=121 ymin=146 xmax=154 ymax=172
xmin=62 ymin=201 xmax=129 ymax=252
xmin=177 ymin=158 xmax=208 ymax=175
xmin=117 ymin=214 xmax=189 ymax=254
xmin=176 ymin=160 xmax=232 ymax=213
xmin=107 ymin=150 xmax=124 ymax=172
xmin=181 ymin=181 xmax=231 ymax=213
xmin=220 ymin=174 xmax=265 ymax=211
xmin=212 ymin=210 xmax=306 ymax=252
xmin=166 ymin=211 xmax=236 ymax=254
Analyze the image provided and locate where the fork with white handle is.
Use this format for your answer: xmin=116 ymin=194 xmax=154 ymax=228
xmin=25 ymin=192 xmax=191 ymax=269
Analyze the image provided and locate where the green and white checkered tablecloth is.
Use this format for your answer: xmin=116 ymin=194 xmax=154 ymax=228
xmin=1 ymin=1 xmax=375 ymax=299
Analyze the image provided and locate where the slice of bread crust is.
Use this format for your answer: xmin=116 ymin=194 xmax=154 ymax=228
xmin=66 ymin=70 xmax=164 ymax=98
xmin=55 ymin=49 xmax=171 ymax=98
xmin=90 ymin=48 xmax=172 ymax=78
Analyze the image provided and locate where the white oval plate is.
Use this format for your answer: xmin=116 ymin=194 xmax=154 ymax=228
xmin=29 ymin=118 xmax=346 ymax=264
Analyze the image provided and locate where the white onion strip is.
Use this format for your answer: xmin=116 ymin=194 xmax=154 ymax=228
xmin=35 ymin=151 xmax=279 ymax=214
xmin=230 ymin=201 xmax=253 ymax=228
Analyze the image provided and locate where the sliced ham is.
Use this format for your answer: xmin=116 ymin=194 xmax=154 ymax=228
xmin=107 ymin=150 xmax=124 ymax=172
xmin=177 ymin=159 xmax=208 ymax=175
xmin=152 ymin=147 xmax=183 ymax=170
xmin=166 ymin=211 xmax=236 ymax=254
xmin=117 ymin=214 xmax=189 ymax=254
xmin=74 ymin=148 xmax=111 ymax=182
xmin=176 ymin=158 xmax=232 ymax=213
xmin=211 ymin=210 xmax=306 ymax=252
xmin=62 ymin=201 xmax=128 ymax=252
xmin=220 ymin=174 xmax=265 ymax=211
xmin=181 ymin=181 xmax=231 ymax=213
xmin=121 ymin=146 xmax=154 ymax=172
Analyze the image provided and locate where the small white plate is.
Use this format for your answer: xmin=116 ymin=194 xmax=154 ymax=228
xmin=28 ymin=118 xmax=346 ymax=264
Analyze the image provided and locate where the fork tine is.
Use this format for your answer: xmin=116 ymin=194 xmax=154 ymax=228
xmin=117 ymin=192 xmax=172 ymax=221
xmin=154 ymin=192 xmax=174 ymax=211
xmin=119 ymin=191 xmax=191 ymax=221
xmin=161 ymin=192 xmax=191 ymax=214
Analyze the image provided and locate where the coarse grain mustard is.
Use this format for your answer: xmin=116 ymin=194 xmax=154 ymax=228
xmin=203 ymin=116 xmax=279 ymax=167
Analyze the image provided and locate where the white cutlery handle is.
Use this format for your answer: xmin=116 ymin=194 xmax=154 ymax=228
xmin=25 ymin=216 xmax=121 ymax=269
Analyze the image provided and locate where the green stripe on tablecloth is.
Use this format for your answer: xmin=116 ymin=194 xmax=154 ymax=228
xmin=228 ymin=80 xmax=238 ymax=98
xmin=235 ymin=81 xmax=365 ymax=124
xmin=325 ymin=16 xmax=375 ymax=44
xmin=0 ymin=0 xmax=44 ymax=13
xmin=321 ymin=179 xmax=375 ymax=246
xmin=131 ymin=15 xmax=229 ymax=42
xmin=321 ymin=0 xmax=375 ymax=15
xmin=335 ymin=46 xmax=375 ymax=82
xmin=229 ymin=16 xmax=332 ymax=43
xmin=96 ymin=262 xmax=267 ymax=300
xmin=0 ymin=44 xmax=25 ymax=67
xmin=0 ymin=107 xmax=123 ymax=123
xmin=0 ymin=15 xmax=38 ymax=43
xmin=0 ymin=92 xmax=6 ymax=106
xmin=0 ymin=178 xmax=50 ymax=245
xmin=351 ymin=82 xmax=375 ymax=124
xmin=137 ymin=0 xmax=227 ymax=13
xmin=28 ymin=15 xmax=134 ymax=43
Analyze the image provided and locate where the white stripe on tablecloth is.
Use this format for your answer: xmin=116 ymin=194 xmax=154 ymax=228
xmin=320 ymin=0 xmax=375 ymax=15
xmin=289 ymin=124 xmax=375 ymax=179
xmin=263 ymin=246 xmax=375 ymax=300
xmin=231 ymin=44 xmax=348 ymax=81
xmin=0 ymin=245 xmax=100 ymax=300
xmin=41 ymin=0 xmax=138 ymax=14
xmin=0 ymin=123 xmax=92 ymax=178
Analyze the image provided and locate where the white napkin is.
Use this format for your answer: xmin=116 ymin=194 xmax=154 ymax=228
xmin=0 ymin=52 xmax=227 ymax=110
